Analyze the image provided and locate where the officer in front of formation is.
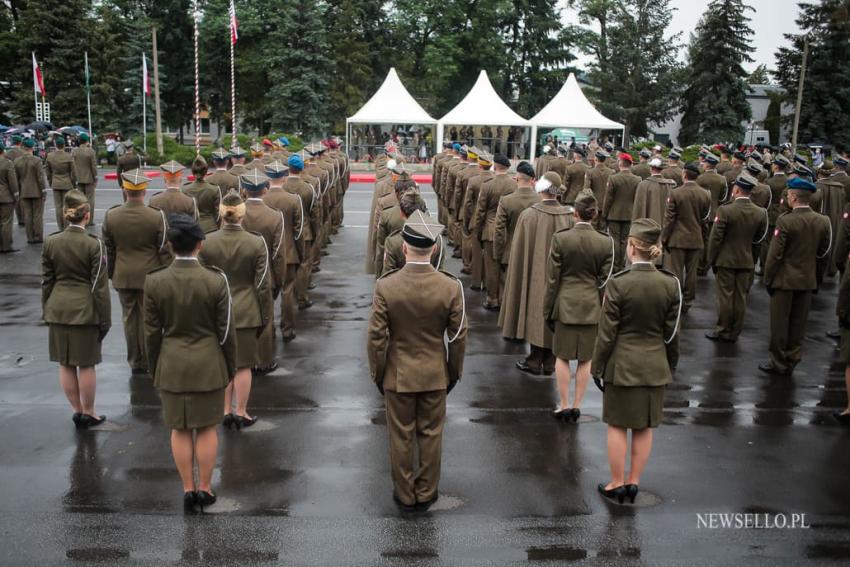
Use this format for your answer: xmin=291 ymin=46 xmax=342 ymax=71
xmin=368 ymin=210 xmax=467 ymax=512
xmin=102 ymin=169 xmax=170 ymax=374
xmin=45 ymin=136 xmax=76 ymax=230
xmin=760 ymin=176 xmax=832 ymax=376
xmin=0 ymin=142 xmax=19 ymax=253
xmin=150 ymin=161 xmax=198 ymax=220
xmin=705 ymin=174 xmax=768 ymax=342
xmin=72 ymin=133 xmax=98 ymax=226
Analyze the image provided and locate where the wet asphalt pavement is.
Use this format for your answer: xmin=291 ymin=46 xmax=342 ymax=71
xmin=0 ymin=177 xmax=849 ymax=565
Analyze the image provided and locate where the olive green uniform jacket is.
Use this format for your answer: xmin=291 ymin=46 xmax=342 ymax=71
xmin=763 ymin=207 xmax=832 ymax=291
xmin=706 ymin=197 xmax=769 ymax=269
xmin=71 ymin=145 xmax=97 ymax=185
xmin=473 ymin=173 xmax=516 ymax=242
xmin=45 ymin=151 xmax=76 ymax=190
xmin=382 ymin=230 xmax=445 ymax=275
xmin=149 ymin=189 xmax=198 ymax=220
xmin=242 ymin=198 xmax=285 ymax=289
xmin=144 ymin=259 xmax=237 ymax=392
xmin=662 ymin=181 xmax=711 ymax=250
xmin=493 ymin=186 xmax=540 ymax=265
xmin=102 ymin=201 xmax=169 ymax=290
xmin=182 ymin=180 xmax=221 ymax=233
xmin=265 ymin=186 xmax=306 ymax=266
xmin=632 ymin=174 xmax=676 ymax=227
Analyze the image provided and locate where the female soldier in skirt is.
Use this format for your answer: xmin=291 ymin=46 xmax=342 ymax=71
xmin=144 ymin=213 xmax=236 ymax=510
xmin=199 ymin=192 xmax=271 ymax=429
xmin=42 ymin=190 xmax=111 ymax=429
xmin=591 ymin=218 xmax=681 ymax=503
xmin=544 ymin=191 xmax=613 ymax=422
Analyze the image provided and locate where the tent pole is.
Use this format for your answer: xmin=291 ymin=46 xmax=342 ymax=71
xmin=436 ymin=123 xmax=443 ymax=158
xmin=345 ymin=119 xmax=350 ymax=160
xmin=529 ymin=125 xmax=537 ymax=162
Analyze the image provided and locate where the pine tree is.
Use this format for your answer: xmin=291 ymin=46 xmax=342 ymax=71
xmin=678 ymin=0 xmax=754 ymax=146
xmin=147 ymin=0 xmax=194 ymax=132
xmin=573 ymin=0 xmax=683 ymax=141
xmin=775 ymin=0 xmax=850 ymax=148
xmin=264 ymin=1 xmax=331 ymax=138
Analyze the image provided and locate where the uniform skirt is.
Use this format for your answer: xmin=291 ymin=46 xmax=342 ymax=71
xmin=160 ymin=388 xmax=225 ymax=430
xmin=603 ymin=384 xmax=666 ymax=429
xmin=553 ymin=322 xmax=597 ymax=361
xmin=48 ymin=324 xmax=102 ymax=367
xmin=236 ymin=327 xmax=260 ymax=369
xmin=840 ymin=329 xmax=850 ymax=365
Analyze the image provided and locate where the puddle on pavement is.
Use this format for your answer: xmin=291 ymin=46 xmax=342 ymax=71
xmin=199 ymin=496 xmax=240 ymax=514
xmin=526 ymin=546 xmax=588 ymax=561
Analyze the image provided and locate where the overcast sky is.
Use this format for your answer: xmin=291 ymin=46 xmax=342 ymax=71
xmin=563 ymin=0 xmax=803 ymax=74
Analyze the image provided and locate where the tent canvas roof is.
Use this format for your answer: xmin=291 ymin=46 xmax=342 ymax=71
xmin=347 ymin=67 xmax=436 ymax=124
xmin=439 ymin=70 xmax=528 ymax=126
xmin=530 ymin=73 xmax=623 ymax=130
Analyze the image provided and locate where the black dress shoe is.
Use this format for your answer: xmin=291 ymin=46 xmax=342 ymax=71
xmin=515 ymin=359 xmax=542 ymax=375
xmin=222 ymin=414 xmax=235 ymax=430
xmin=183 ymin=491 xmax=198 ymax=511
xmin=72 ymin=413 xmax=83 ymax=429
xmin=196 ymin=491 xmax=216 ymax=510
xmin=0 ymin=248 xmax=19 ymax=254
xmin=834 ymin=412 xmax=850 ymax=425
xmin=468 ymin=283 xmax=484 ymax=291
xmin=705 ymin=331 xmax=735 ymax=343
xmin=311 ymin=266 xmax=321 ymax=273
xmin=392 ymin=492 xmax=416 ymax=512
xmin=282 ymin=332 xmax=296 ymax=343
xmin=570 ymin=408 xmax=581 ymax=423
xmin=598 ymin=483 xmax=626 ymax=503
xmin=758 ymin=361 xmax=790 ymax=376
xmin=827 ymin=329 xmax=841 ymax=339
xmin=415 ymin=493 xmax=439 ymax=511
xmin=482 ymin=302 xmax=500 ymax=311
xmin=308 ymin=282 xmax=316 ymax=290
xmin=552 ymin=408 xmax=570 ymax=422
xmin=131 ymin=367 xmax=149 ymax=376
xmin=298 ymin=300 xmax=313 ymax=310
xmin=234 ymin=415 xmax=258 ymax=430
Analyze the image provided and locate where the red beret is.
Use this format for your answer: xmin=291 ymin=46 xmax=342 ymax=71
xmin=618 ymin=152 xmax=633 ymax=163
xmin=262 ymin=138 xmax=273 ymax=147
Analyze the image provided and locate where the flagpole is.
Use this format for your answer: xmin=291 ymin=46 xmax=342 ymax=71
xmin=193 ymin=0 xmax=201 ymax=155
xmin=84 ymin=52 xmax=92 ymax=137
xmin=230 ymin=26 xmax=236 ymax=149
xmin=142 ymin=54 xmax=147 ymax=155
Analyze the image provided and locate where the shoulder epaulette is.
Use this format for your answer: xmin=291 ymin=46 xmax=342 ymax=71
xmin=554 ymin=225 xmax=573 ymax=234
xmin=377 ymin=268 xmax=400 ymax=280
xmin=611 ymin=268 xmax=630 ymax=279
xmin=438 ymin=269 xmax=460 ymax=281
xmin=203 ymin=264 xmax=226 ymax=275
xmin=596 ymin=229 xmax=611 ymax=238
xmin=107 ymin=203 xmax=122 ymax=210
xmin=150 ymin=191 xmax=164 ymax=197
xmin=146 ymin=264 xmax=169 ymax=276
xmin=47 ymin=230 xmax=63 ymax=239
xmin=658 ymin=267 xmax=678 ymax=278
xmin=388 ymin=228 xmax=402 ymax=237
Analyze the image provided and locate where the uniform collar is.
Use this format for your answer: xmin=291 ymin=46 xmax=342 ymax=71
xmin=222 ymin=224 xmax=243 ymax=231
xmin=574 ymin=222 xmax=593 ymax=228
xmin=67 ymin=224 xmax=87 ymax=231
xmin=734 ymin=197 xmax=751 ymax=202
xmin=402 ymin=262 xmax=436 ymax=273
xmin=630 ymin=262 xmax=656 ymax=271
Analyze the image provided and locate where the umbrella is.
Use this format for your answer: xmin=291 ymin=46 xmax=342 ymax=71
xmin=0 ymin=125 xmax=9 ymax=133
xmin=60 ymin=125 xmax=91 ymax=136
xmin=25 ymin=121 xmax=53 ymax=131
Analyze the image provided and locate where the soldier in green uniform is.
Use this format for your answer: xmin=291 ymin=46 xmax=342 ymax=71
xmin=494 ymin=161 xmax=540 ymax=301
xmin=248 ymin=143 xmax=266 ymax=170
xmin=264 ymin=161 xmax=306 ymax=341
xmin=661 ymin=148 xmax=684 ymax=187
xmin=584 ymin=150 xmax=614 ymax=221
xmin=544 ymin=191 xmax=613 ymax=422
xmin=760 ymin=177 xmax=832 ymax=375
xmin=0 ymin=143 xmax=19 ymax=252
xmin=205 ymin=148 xmax=240 ymax=196
xmin=592 ymin=218 xmax=681 ymax=505
xmin=562 ymin=147 xmax=589 ymax=205
xmin=183 ymin=155 xmax=222 ymax=233
xmin=632 ymin=148 xmax=652 ymax=180
xmin=723 ymin=150 xmax=746 ymax=187
xmin=705 ymin=174 xmax=769 ymax=342
xmin=462 ymin=151 xmax=493 ymax=288
xmin=72 ymin=133 xmax=98 ymax=226
xmin=835 ymin=258 xmax=850 ymax=424
xmin=812 ymin=162 xmax=845 ymax=278
xmin=375 ymin=175 xmax=415 ymax=277
xmin=382 ymin=194 xmax=445 ymax=274
xmin=15 ymin=138 xmax=48 ymax=243
xmin=6 ymin=135 xmax=25 ymax=226
xmin=227 ymin=146 xmax=249 ymax=177
xmin=661 ymin=163 xmax=711 ymax=313
xmin=758 ymin=155 xmax=791 ymax=275
xmin=452 ymin=146 xmax=481 ymax=264
xmin=240 ymin=170 xmax=283 ymax=375
xmin=103 ymin=169 xmax=170 ymax=374
xmin=144 ymin=213 xmax=236 ymax=511
xmin=632 ymin=158 xmax=676 ymax=263
xmin=368 ymin=210 xmax=467 ymax=511
xmin=42 ymin=190 xmax=110 ymax=429
xmin=717 ymin=146 xmax=733 ymax=176
xmin=150 ymin=161 xmax=198 ymax=220
xmin=696 ymin=152 xmax=728 ymax=275
xmin=500 ymin=172 xmax=574 ymax=375
xmin=833 ymin=155 xmax=850 ymax=203
xmin=199 ymin=192 xmax=271 ymax=430
xmin=285 ymin=154 xmax=320 ymax=310
xmin=116 ymin=140 xmax=143 ymax=190
xmin=46 ymin=136 xmax=76 ymax=230
xmin=603 ymin=152 xmax=641 ymax=272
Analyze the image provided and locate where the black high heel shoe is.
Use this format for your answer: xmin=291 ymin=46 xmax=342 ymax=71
xmin=625 ymin=484 xmax=639 ymax=503
xmin=235 ymin=415 xmax=257 ymax=429
xmin=552 ymin=408 xmax=571 ymax=422
xmin=72 ymin=413 xmax=84 ymax=429
xmin=570 ymin=408 xmax=581 ymax=423
xmin=222 ymin=414 xmax=234 ymax=430
xmin=79 ymin=414 xmax=106 ymax=428
xmin=183 ymin=491 xmax=197 ymax=511
xmin=833 ymin=412 xmax=850 ymax=426
xmin=597 ymin=483 xmax=626 ymax=504
xmin=196 ymin=491 xmax=217 ymax=510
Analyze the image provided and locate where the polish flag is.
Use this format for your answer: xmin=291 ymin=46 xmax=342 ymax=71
xmin=229 ymin=0 xmax=238 ymax=45
xmin=142 ymin=54 xmax=150 ymax=97
xmin=32 ymin=53 xmax=45 ymax=96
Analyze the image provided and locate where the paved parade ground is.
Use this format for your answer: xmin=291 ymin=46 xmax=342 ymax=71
xmin=1 ymin=179 xmax=849 ymax=565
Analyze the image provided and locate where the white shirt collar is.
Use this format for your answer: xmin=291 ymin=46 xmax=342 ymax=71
xmin=246 ymin=197 xmax=264 ymax=202
xmin=68 ymin=224 xmax=86 ymax=231
xmin=175 ymin=256 xmax=199 ymax=261
xmin=406 ymin=261 xmax=432 ymax=265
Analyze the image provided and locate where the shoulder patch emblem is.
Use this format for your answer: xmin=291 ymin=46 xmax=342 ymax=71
xmin=774 ymin=228 xmax=780 ymax=237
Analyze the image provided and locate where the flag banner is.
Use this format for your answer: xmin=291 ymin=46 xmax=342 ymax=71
xmin=32 ymin=53 xmax=45 ymax=96
xmin=142 ymin=54 xmax=151 ymax=97
xmin=229 ymin=0 xmax=238 ymax=45
xmin=84 ymin=52 xmax=90 ymax=92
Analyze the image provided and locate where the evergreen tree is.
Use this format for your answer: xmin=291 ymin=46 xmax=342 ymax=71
xmin=748 ymin=64 xmax=771 ymax=85
xmin=10 ymin=0 xmax=94 ymax=125
xmin=678 ymin=0 xmax=754 ymax=146
xmin=264 ymin=1 xmax=331 ymax=137
xmin=147 ymin=0 xmax=194 ymax=132
xmin=572 ymin=0 xmax=683 ymax=141
xmin=775 ymin=0 xmax=850 ymax=148
xmin=0 ymin=2 xmax=20 ymax=123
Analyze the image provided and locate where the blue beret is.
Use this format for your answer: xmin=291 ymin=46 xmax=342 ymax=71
xmin=278 ymin=136 xmax=290 ymax=147
xmin=787 ymin=177 xmax=817 ymax=192
xmin=287 ymin=154 xmax=304 ymax=171
xmin=452 ymin=143 xmax=462 ymax=151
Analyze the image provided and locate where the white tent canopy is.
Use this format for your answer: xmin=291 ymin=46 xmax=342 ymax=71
xmin=528 ymin=72 xmax=624 ymax=160
xmin=437 ymin=70 xmax=529 ymax=156
xmin=346 ymin=67 xmax=436 ymax=155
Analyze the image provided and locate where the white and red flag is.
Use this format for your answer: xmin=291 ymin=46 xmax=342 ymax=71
xmin=32 ymin=52 xmax=45 ymax=96
xmin=142 ymin=54 xmax=150 ymax=97
xmin=229 ymin=0 xmax=238 ymax=45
